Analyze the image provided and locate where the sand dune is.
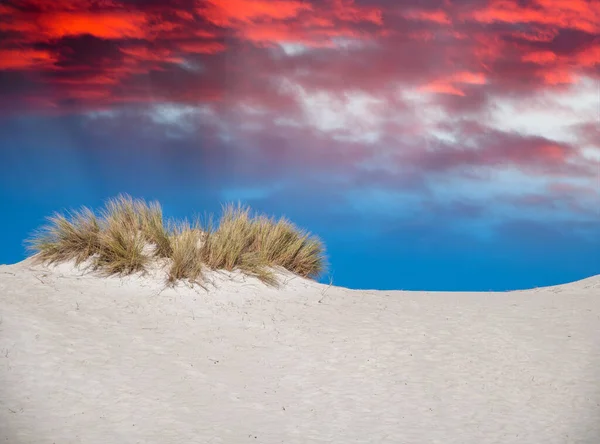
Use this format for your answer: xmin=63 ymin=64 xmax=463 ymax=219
xmin=1 ymin=259 xmax=599 ymax=443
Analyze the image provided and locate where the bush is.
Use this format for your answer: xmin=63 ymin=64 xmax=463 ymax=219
xmin=27 ymin=195 xmax=326 ymax=286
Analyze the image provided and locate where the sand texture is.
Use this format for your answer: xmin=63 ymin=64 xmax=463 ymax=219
xmin=1 ymin=259 xmax=599 ymax=443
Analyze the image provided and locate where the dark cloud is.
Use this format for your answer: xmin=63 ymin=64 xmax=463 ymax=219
xmin=49 ymin=34 xmax=125 ymax=68
xmin=511 ymin=28 xmax=598 ymax=55
xmin=396 ymin=122 xmax=588 ymax=177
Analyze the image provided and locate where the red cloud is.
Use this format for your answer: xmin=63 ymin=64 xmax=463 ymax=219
xmin=0 ymin=0 xmax=597 ymax=117
xmin=198 ymin=0 xmax=383 ymax=47
xmin=522 ymin=51 xmax=558 ymax=64
xmin=0 ymin=49 xmax=58 ymax=70
xmin=402 ymin=9 xmax=451 ymax=24
xmin=329 ymin=0 xmax=383 ymax=25
xmin=0 ymin=6 xmax=148 ymax=41
xmin=41 ymin=11 xmax=148 ymax=39
xmin=468 ymin=0 xmax=600 ymax=34
xmin=200 ymin=0 xmax=313 ymax=26
xmin=419 ymin=71 xmax=488 ymax=96
xmin=178 ymin=41 xmax=226 ymax=54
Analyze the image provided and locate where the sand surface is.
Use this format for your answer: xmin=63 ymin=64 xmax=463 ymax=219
xmin=1 ymin=259 xmax=599 ymax=443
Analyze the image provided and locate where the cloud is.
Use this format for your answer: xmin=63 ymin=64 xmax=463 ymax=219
xmin=1 ymin=0 xmax=597 ymax=114
xmin=0 ymin=0 xmax=598 ymax=237
xmin=467 ymin=0 xmax=600 ymax=34
xmin=0 ymin=48 xmax=58 ymax=70
xmin=200 ymin=0 xmax=314 ymax=26
xmin=402 ymin=8 xmax=451 ymax=24
xmin=0 ymin=5 xmax=148 ymax=40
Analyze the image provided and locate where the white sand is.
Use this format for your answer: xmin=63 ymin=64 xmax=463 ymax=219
xmin=1 ymin=259 xmax=599 ymax=444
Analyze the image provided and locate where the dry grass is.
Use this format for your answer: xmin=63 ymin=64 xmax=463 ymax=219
xmin=94 ymin=212 xmax=149 ymax=276
xmin=27 ymin=195 xmax=326 ymax=286
xmin=100 ymin=194 xmax=172 ymax=257
xmin=167 ymin=222 xmax=204 ymax=286
xmin=138 ymin=201 xmax=172 ymax=258
xmin=27 ymin=207 xmax=100 ymax=266
xmin=198 ymin=206 xmax=277 ymax=285
xmin=197 ymin=204 xmax=325 ymax=284
xmin=92 ymin=195 xmax=161 ymax=275
xmin=251 ymin=215 xmax=325 ymax=279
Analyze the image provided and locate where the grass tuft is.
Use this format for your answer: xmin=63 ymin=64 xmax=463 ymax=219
xmin=167 ymin=222 xmax=204 ymax=286
xmin=198 ymin=204 xmax=276 ymax=285
xmin=90 ymin=195 xmax=149 ymax=275
xmin=94 ymin=217 xmax=149 ymax=276
xmin=251 ymin=215 xmax=325 ymax=279
xmin=138 ymin=200 xmax=173 ymax=258
xmin=27 ymin=207 xmax=100 ymax=266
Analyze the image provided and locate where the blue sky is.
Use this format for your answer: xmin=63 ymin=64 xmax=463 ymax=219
xmin=0 ymin=0 xmax=598 ymax=290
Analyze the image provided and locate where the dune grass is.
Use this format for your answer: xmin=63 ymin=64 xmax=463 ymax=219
xmin=198 ymin=205 xmax=277 ymax=285
xmin=27 ymin=195 xmax=326 ymax=287
xmin=167 ymin=222 xmax=204 ymax=286
xmin=93 ymin=208 xmax=149 ymax=276
xmin=27 ymin=207 xmax=101 ymax=266
xmin=251 ymin=214 xmax=324 ymax=279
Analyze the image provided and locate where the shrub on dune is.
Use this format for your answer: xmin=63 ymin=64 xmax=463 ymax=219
xmin=27 ymin=207 xmax=101 ymax=266
xmin=27 ymin=195 xmax=326 ymax=286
